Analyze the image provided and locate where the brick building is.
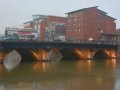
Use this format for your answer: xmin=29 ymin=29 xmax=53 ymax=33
xmin=116 ymin=29 xmax=120 ymax=43
xmin=66 ymin=6 xmax=116 ymax=42
xmin=24 ymin=15 xmax=67 ymax=42
xmin=45 ymin=16 xmax=67 ymax=42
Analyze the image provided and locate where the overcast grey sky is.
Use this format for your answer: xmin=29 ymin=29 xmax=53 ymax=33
xmin=0 ymin=0 xmax=120 ymax=34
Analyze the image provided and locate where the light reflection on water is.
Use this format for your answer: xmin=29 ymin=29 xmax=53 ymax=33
xmin=0 ymin=59 xmax=120 ymax=90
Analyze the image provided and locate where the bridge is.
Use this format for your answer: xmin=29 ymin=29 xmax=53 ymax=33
xmin=0 ymin=41 xmax=119 ymax=61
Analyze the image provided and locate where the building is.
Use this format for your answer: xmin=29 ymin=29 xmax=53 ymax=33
xmin=55 ymin=24 xmax=66 ymax=42
xmin=23 ymin=15 xmax=67 ymax=42
xmin=116 ymin=29 xmax=120 ymax=43
xmin=24 ymin=21 xmax=34 ymax=29
xmin=66 ymin=6 xmax=116 ymax=42
xmin=45 ymin=16 xmax=67 ymax=42
xmin=0 ymin=34 xmax=5 ymax=40
xmin=5 ymin=27 xmax=38 ymax=41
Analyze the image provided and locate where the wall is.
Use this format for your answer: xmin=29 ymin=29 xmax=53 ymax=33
xmin=66 ymin=7 xmax=116 ymax=42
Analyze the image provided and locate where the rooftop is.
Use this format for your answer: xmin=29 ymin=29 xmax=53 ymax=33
xmin=105 ymin=14 xmax=116 ymax=20
xmin=66 ymin=6 xmax=107 ymax=14
xmin=24 ymin=21 xmax=33 ymax=24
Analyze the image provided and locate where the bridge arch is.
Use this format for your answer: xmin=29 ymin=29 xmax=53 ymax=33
xmin=0 ymin=47 xmax=117 ymax=62
xmin=14 ymin=49 xmax=35 ymax=62
xmin=93 ymin=49 xmax=116 ymax=59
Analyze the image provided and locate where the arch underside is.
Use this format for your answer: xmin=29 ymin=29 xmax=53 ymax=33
xmin=0 ymin=48 xmax=117 ymax=61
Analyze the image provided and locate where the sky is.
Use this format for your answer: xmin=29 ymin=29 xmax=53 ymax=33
xmin=0 ymin=0 xmax=120 ymax=34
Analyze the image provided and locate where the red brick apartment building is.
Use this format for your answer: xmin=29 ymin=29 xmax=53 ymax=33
xmin=24 ymin=15 xmax=67 ymax=41
xmin=116 ymin=29 xmax=120 ymax=43
xmin=66 ymin=6 xmax=116 ymax=42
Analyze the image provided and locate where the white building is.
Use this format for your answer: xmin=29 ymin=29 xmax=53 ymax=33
xmin=5 ymin=27 xmax=38 ymax=41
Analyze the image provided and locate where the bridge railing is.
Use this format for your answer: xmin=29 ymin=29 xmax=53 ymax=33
xmin=65 ymin=40 xmax=118 ymax=45
xmin=0 ymin=40 xmax=119 ymax=49
xmin=0 ymin=40 xmax=119 ymax=45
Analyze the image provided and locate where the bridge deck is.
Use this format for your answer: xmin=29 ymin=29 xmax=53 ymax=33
xmin=0 ymin=41 xmax=118 ymax=49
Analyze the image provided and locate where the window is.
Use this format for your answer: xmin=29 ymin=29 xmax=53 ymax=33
xmin=85 ymin=16 xmax=87 ymax=21
xmin=38 ymin=19 xmax=41 ymax=23
xmin=73 ymin=18 xmax=77 ymax=22
xmin=74 ymin=29 xmax=78 ymax=32
xmin=68 ymin=19 xmax=71 ymax=23
xmin=98 ymin=24 xmax=103 ymax=30
xmin=67 ymin=24 xmax=71 ymax=31
xmin=68 ymin=14 xmax=74 ymax=17
xmin=78 ymin=18 xmax=80 ymax=22
xmin=34 ymin=25 xmax=37 ymax=29
xmin=73 ymin=24 xmax=75 ymax=26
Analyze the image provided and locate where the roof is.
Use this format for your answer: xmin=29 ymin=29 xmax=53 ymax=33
xmin=66 ymin=6 xmax=107 ymax=14
xmin=24 ymin=21 xmax=33 ymax=24
xmin=47 ymin=15 xmax=66 ymax=18
xmin=105 ymin=14 xmax=116 ymax=20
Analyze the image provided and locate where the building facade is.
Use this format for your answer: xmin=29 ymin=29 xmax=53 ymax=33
xmin=45 ymin=16 xmax=66 ymax=42
xmin=23 ymin=15 xmax=67 ymax=42
xmin=5 ymin=27 xmax=38 ymax=41
xmin=116 ymin=29 xmax=120 ymax=43
xmin=66 ymin=6 xmax=116 ymax=43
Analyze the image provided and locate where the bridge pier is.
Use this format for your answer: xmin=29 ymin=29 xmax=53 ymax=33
xmin=116 ymin=49 xmax=120 ymax=59
xmin=0 ymin=43 xmax=118 ymax=62
xmin=30 ymin=48 xmax=117 ymax=60
xmin=0 ymin=48 xmax=11 ymax=62
xmin=73 ymin=48 xmax=117 ymax=60
xmin=94 ymin=49 xmax=117 ymax=59
xmin=30 ymin=48 xmax=62 ymax=61
xmin=75 ymin=49 xmax=96 ymax=60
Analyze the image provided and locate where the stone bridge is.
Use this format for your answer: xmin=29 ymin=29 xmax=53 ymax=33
xmin=0 ymin=41 xmax=119 ymax=61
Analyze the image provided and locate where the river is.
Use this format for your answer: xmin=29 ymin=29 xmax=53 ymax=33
xmin=0 ymin=59 xmax=120 ymax=90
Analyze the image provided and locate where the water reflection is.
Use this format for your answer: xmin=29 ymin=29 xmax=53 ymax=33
xmin=0 ymin=59 xmax=120 ymax=90
xmin=76 ymin=60 xmax=93 ymax=72
xmin=32 ymin=62 xmax=49 ymax=72
xmin=3 ymin=50 xmax=21 ymax=71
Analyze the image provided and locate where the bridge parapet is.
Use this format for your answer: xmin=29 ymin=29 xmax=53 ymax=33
xmin=0 ymin=41 xmax=119 ymax=49
xmin=0 ymin=41 xmax=119 ymax=60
